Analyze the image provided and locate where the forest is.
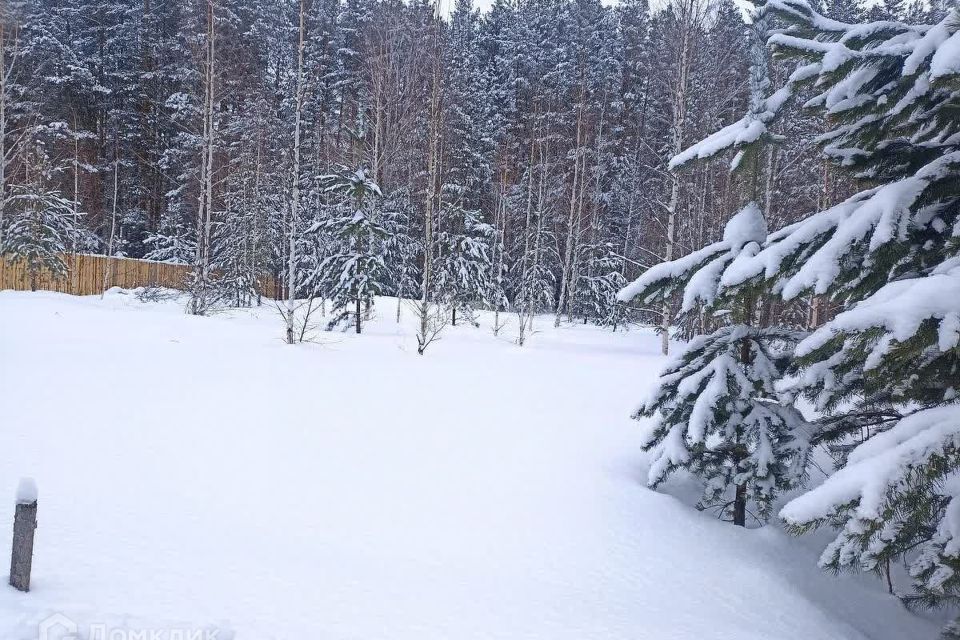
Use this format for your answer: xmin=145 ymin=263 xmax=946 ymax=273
xmin=2 ymin=0 xmax=919 ymax=337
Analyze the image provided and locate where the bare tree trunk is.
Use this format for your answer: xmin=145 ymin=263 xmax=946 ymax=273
xmin=286 ymin=0 xmax=307 ymax=344
xmin=418 ymin=4 xmax=443 ymax=355
xmin=23 ymin=153 xmax=37 ymax=290
xmin=0 ymin=20 xmax=12 ymax=251
xmin=191 ymin=0 xmax=217 ymax=315
xmin=193 ymin=108 xmax=209 ymax=311
xmin=733 ymin=315 xmax=753 ymax=528
xmin=525 ymin=138 xmax=549 ymax=334
xmin=72 ymin=118 xmax=80 ymax=255
xmin=101 ymin=153 xmax=119 ymax=297
xmin=372 ymin=91 xmax=382 ymax=186
xmin=555 ymin=86 xmax=585 ymax=328
xmin=252 ymin=128 xmax=264 ymax=304
xmin=491 ymin=168 xmax=507 ymax=336
xmin=732 ymin=482 xmax=747 ymax=527
xmin=516 ymin=123 xmax=540 ymax=339
xmin=660 ymin=0 xmax=698 ymax=355
xmin=200 ymin=9 xmax=216 ymax=303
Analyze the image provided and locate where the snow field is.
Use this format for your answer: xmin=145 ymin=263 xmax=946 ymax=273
xmin=0 ymin=290 xmax=939 ymax=639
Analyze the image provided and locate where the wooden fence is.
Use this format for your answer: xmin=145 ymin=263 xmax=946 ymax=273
xmin=3 ymin=253 xmax=193 ymax=296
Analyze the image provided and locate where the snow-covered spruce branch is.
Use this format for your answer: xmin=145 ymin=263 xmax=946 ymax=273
xmin=732 ymin=0 xmax=960 ymax=624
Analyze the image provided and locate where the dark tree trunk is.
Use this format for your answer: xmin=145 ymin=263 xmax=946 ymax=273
xmin=733 ymin=297 xmax=754 ymax=529
xmin=452 ymin=306 xmax=457 ymax=326
xmin=355 ymin=297 xmax=361 ymax=334
xmin=733 ymin=483 xmax=746 ymax=527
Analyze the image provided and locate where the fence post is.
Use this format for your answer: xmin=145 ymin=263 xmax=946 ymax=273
xmin=9 ymin=478 xmax=38 ymax=592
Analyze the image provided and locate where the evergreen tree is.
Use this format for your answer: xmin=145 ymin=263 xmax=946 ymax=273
xmin=619 ymin=2 xmax=811 ymax=525
xmin=435 ymin=201 xmax=495 ymax=327
xmin=311 ymin=168 xmax=386 ymax=333
xmin=574 ymin=245 xmax=629 ymax=329
xmin=445 ymin=0 xmax=492 ymax=213
xmin=380 ymin=187 xmax=421 ymax=320
xmin=331 ymin=0 xmax=370 ymax=163
xmin=619 ymin=204 xmax=811 ymax=524
xmin=708 ymin=0 xmax=960 ymax=623
xmin=4 ymin=140 xmax=86 ymax=290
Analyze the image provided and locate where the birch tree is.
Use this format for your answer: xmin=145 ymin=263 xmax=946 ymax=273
xmin=415 ymin=0 xmax=447 ymax=356
xmin=285 ymin=0 xmax=309 ymax=343
xmin=0 ymin=8 xmax=23 ymax=251
xmin=658 ymin=0 xmax=706 ymax=353
xmin=189 ymin=0 xmax=218 ymax=316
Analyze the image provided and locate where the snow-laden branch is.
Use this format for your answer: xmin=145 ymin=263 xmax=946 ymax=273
xmin=721 ymin=151 xmax=960 ymax=298
xmin=617 ymin=203 xmax=767 ymax=312
xmin=781 ymin=404 xmax=960 ymax=526
xmin=668 ymin=64 xmax=818 ymax=170
xmin=797 ymin=260 xmax=960 ymax=359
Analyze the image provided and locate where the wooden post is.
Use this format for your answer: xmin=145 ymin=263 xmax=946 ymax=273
xmin=10 ymin=479 xmax=38 ymax=592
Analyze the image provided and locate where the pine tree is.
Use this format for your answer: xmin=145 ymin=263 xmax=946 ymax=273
xmin=331 ymin=0 xmax=370 ymax=163
xmin=435 ymin=202 xmax=495 ymax=327
xmin=4 ymin=140 xmax=86 ymax=290
xmin=445 ymin=0 xmax=492 ymax=213
xmin=620 ymin=204 xmax=811 ymax=524
xmin=699 ymin=0 xmax=960 ymax=623
xmin=312 ymin=168 xmax=386 ymax=334
xmin=574 ymin=245 xmax=629 ymax=329
xmin=380 ymin=187 xmax=421 ymax=321
xmin=619 ymin=2 xmax=812 ymax=526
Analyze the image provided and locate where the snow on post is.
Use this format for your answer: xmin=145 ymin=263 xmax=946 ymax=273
xmin=16 ymin=478 xmax=38 ymax=505
xmin=9 ymin=478 xmax=38 ymax=592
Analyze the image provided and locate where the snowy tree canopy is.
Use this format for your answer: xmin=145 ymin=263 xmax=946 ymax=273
xmin=704 ymin=0 xmax=960 ymax=626
xmin=639 ymin=324 xmax=811 ymax=521
xmin=617 ymin=203 xmax=768 ymax=314
xmin=308 ymin=168 xmax=389 ymax=333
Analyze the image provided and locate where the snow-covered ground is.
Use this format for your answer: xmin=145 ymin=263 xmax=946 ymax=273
xmin=0 ymin=290 xmax=939 ymax=639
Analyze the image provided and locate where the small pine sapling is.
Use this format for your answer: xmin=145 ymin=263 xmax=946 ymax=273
xmin=621 ymin=206 xmax=811 ymax=525
xmin=312 ymin=168 xmax=386 ymax=334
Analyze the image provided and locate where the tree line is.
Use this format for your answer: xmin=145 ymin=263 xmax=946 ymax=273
xmin=1 ymin=0 xmax=890 ymax=343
